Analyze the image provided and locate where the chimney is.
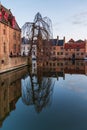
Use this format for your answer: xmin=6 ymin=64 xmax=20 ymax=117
xmin=9 ymin=9 xmax=11 ymax=12
xmin=63 ymin=36 xmax=65 ymax=43
xmin=57 ymin=36 xmax=59 ymax=45
xmin=57 ymin=36 xmax=59 ymax=40
xmin=0 ymin=1 xmax=1 ymax=8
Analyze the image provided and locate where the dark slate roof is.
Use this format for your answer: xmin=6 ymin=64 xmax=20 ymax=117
xmin=58 ymin=40 xmax=64 ymax=46
xmin=51 ymin=39 xmax=64 ymax=46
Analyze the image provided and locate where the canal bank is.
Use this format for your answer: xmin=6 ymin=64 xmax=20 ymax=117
xmin=0 ymin=57 xmax=28 ymax=74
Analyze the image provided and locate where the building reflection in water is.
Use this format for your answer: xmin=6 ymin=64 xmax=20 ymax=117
xmin=35 ymin=60 xmax=87 ymax=76
xmin=0 ymin=60 xmax=87 ymax=127
xmin=22 ymin=60 xmax=87 ymax=112
xmin=0 ymin=67 xmax=28 ymax=127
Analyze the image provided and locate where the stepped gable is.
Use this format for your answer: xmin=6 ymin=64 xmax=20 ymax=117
xmin=68 ymin=38 xmax=75 ymax=43
xmin=0 ymin=4 xmax=20 ymax=30
xmin=64 ymin=38 xmax=85 ymax=49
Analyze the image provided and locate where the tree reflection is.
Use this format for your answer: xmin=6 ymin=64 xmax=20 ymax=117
xmin=21 ymin=66 xmax=54 ymax=113
xmin=0 ymin=60 xmax=87 ymax=127
xmin=21 ymin=60 xmax=87 ymax=113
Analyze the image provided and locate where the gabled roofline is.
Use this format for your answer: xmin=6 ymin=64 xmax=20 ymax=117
xmin=0 ymin=3 xmax=21 ymax=31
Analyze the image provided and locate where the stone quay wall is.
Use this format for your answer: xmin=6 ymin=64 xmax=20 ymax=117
xmin=0 ymin=56 xmax=28 ymax=73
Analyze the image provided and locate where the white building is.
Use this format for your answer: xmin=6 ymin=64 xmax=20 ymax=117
xmin=21 ymin=38 xmax=37 ymax=74
xmin=21 ymin=37 xmax=30 ymax=56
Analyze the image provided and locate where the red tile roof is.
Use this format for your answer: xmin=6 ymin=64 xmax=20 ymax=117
xmin=68 ymin=38 xmax=75 ymax=43
xmin=64 ymin=42 xmax=85 ymax=49
xmin=0 ymin=4 xmax=20 ymax=31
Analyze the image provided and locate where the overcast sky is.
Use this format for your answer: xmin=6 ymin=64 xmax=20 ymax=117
xmin=2 ymin=0 xmax=87 ymax=41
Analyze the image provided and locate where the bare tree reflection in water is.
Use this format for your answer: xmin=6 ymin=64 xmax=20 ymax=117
xmin=21 ymin=67 xmax=55 ymax=113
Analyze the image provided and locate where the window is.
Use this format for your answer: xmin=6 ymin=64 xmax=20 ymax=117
xmin=33 ymin=63 xmax=36 ymax=67
xmin=3 ymin=29 xmax=6 ymax=35
xmin=65 ymin=62 xmax=68 ymax=65
xmin=61 ymin=47 xmax=63 ymax=50
xmin=53 ymin=63 xmax=55 ymax=66
xmin=18 ymin=34 xmax=20 ymax=40
xmin=3 ymin=42 xmax=6 ymax=53
xmin=77 ymin=48 xmax=80 ymax=51
xmin=77 ymin=53 xmax=79 ymax=55
xmin=81 ymin=53 xmax=83 ymax=55
xmin=18 ymin=45 xmax=20 ymax=52
xmin=65 ymin=53 xmax=68 ymax=55
xmin=57 ymin=63 xmax=59 ymax=66
xmin=13 ymin=44 xmax=16 ymax=53
xmin=61 ymin=63 xmax=63 ymax=66
xmin=27 ymin=47 xmax=29 ymax=50
xmin=61 ymin=52 xmax=63 ymax=55
xmin=46 ymin=62 xmax=48 ymax=65
xmin=53 ymin=47 xmax=55 ymax=50
xmin=57 ymin=52 xmax=59 ymax=55
xmin=33 ymin=47 xmax=35 ymax=50
xmin=33 ymin=52 xmax=35 ymax=55
xmin=53 ymin=52 xmax=55 ymax=55
xmin=50 ymin=63 xmax=52 ymax=66
xmin=13 ymin=32 xmax=16 ymax=39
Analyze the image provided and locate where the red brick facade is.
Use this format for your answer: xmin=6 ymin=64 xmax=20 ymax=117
xmin=48 ymin=37 xmax=87 ymax=60
xmin=0 ymin=4 xmax=21 ymax=59
xmin=64 ymin=39 xmax=87 ymax=59
xmin=0 ymin=4 xmax=27 ymax=73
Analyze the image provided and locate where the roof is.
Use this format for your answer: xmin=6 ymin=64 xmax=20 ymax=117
xmin=0 ymin=4 xmax=21 ymax=31
xmin=76 ymin=39 xmax=84 ymax=43
xmin=64 ymin=42 xmax=85 ymax=49
xmin=68 ymin=38 xmax=75 ymax=43
xmin=58 ymin=40 xmax=64 ymax=46
xmin=51 ymin=39 xmax=64 ymax=46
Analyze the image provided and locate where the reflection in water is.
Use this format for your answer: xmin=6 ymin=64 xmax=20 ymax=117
xmin=0 ymin=67 xmax=28 ymax=127
xmin=0 ymin=60 xmax=87 ymax=128
xmin=21 ymin=60 xmax=87 ymax=113
xmin=21 ymin=74 xmax=54 ymax=113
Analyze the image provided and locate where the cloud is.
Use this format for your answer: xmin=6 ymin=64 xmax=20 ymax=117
xmin=71 ymin=11 xmax=87 ymax=26
xmin=72 ymin=21 xmax=83 ymax=25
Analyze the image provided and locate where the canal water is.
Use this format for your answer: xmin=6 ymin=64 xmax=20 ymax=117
xmin=0 ymin=60 xmax=87 ymax=130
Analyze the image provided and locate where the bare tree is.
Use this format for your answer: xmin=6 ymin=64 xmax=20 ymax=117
xmin=21 ymin=12 xmax=53 ymax=60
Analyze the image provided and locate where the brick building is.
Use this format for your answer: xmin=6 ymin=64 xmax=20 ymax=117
xmin=50 ymin=36 xmax=65 ymax=59
xmin=64 ymin=39 xmax=87 ymax=59
xmin=0 ymin=4 xmax=21 ymax=61
xmin=0 ymin=4 xmax=27 ymax=73
xmin=48 ymin=37 xmax=87 ymax=60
